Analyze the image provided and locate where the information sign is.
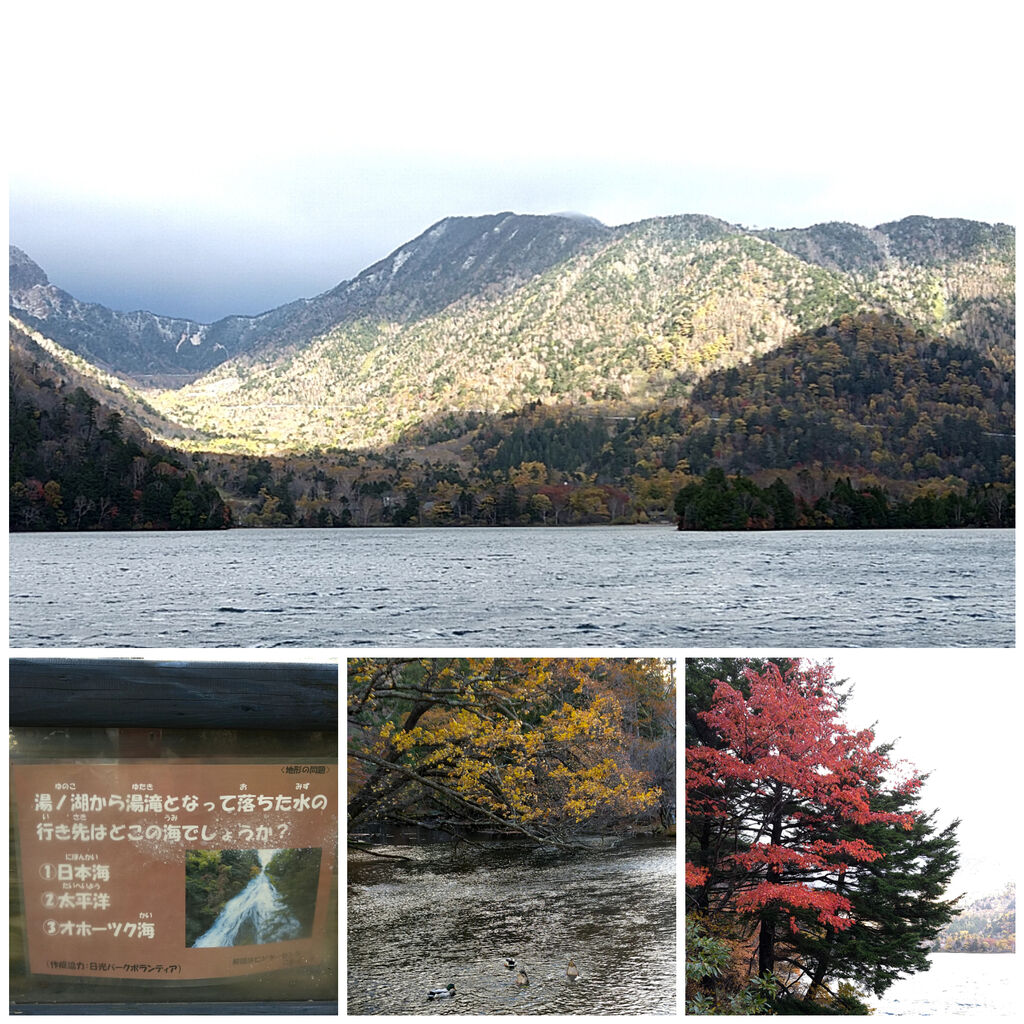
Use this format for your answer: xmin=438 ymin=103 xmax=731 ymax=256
xmin=12 ymin=760 xmax=336 ymax=982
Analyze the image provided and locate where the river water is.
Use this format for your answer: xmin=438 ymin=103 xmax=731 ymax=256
xmin=8 ymin=526 xmax=1013 ymax=647
xmin=869 ymin=952 xmax=1016 ymax=1015
xmin=346 ymin=837 xmax=676 ymax=1015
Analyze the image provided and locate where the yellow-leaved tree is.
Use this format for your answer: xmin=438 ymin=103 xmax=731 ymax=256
xmin=348 ymin=657 xmax=674 ymax=848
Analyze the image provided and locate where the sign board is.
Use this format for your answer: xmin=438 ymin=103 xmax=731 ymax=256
xmin=12 ymin=760 xmax=336 ymax=983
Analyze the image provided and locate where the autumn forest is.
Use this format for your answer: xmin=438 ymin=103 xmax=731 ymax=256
xmin=10 ymin=314 xmax=1015 ymax=532
xmin=347 ymin=658 xmax=675 ymax=849
xmin=685 ymin=659 xmax=964 ymax=1014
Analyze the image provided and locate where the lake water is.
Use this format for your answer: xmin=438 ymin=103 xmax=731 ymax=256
xmin=8 ymin=526 xmax=1014 ymax=647
xmin=347 ymin=837 xmax=675 ymax=1015
xmin=869 ymin=952 xmax=1016 ymax=1015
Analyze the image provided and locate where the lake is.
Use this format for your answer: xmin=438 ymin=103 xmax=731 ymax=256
xmin=347 ymin=837 xmax=675 ymax=1015
xmin=8 ymin=526 xmax=1014 ymax=647
xmin=869 ymin=952 xmax=1016 ymax=1015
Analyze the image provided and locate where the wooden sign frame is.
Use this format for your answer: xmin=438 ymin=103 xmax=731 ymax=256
xmin=9 ymin=657 xmax=339 ymax=1016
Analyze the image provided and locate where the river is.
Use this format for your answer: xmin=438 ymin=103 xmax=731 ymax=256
xmin=8 ymin=526 xmax=1013 ymax=647
xmin=869 ymin=952 xmax=1016 ymax=1015
xmin=346 ymin=837 xmax=675 ymax=1015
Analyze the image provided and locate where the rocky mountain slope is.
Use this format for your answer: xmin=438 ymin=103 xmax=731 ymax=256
xmin=10 ymin=213 xmax=1014 ymax=455
xmin=10 ymin=245 xmax=218 ymax=379
xmin=8 ymin=213 xmax=609 ymax=379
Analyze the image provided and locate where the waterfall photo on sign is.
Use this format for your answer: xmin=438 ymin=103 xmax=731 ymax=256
xmin=185 ymin=848 xmax=322 ymax=948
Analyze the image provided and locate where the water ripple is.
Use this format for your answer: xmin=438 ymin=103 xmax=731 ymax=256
xmin=8 ymin=526 xmax=1015 ymax=647
xmin=347 ymin=840 xmax=676 ymax=1015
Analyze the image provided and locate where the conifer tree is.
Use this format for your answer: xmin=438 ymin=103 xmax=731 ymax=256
xmin=685 ymin=658 xmax=961 ymax=1008
xmin=791 ymin=775 xmax=960 ymax=1001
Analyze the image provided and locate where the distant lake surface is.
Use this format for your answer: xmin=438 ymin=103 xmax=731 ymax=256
xmin=869 ymin=952 xmax=1016 ymax=1015
xmin=8 ymin=526 xmax=1014 ymax=647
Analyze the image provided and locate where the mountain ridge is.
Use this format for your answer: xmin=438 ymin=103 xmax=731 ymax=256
xmin=10 ymin=212 xmax=1013 ymax=383
xmin=7 ymin=212 xmax=613 ymax=378
xmin=9 ymin=211 xmax=1014 ymax=456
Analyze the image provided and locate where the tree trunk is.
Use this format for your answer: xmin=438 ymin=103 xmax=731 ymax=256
xmin=758 ymin=783 xmax=785 ymax=976
xmin=804 ymin=931 xmax=832 ymax=1003
xmin=757 ymin=912 xmax=776 ymax=976
xmin=804 ymin=865 xmax=845 ymax=1002
xmin=688 ymin=817 xmax=713 ymax=913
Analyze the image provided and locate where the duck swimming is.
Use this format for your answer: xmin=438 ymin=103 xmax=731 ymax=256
xmin=427 ymin=983 xmax=456 ymax=1000
xmin=567 ymin=958 xmax=579 ymax=980
xmin=503 ymin=957 xmax=516 ymax=969
xmin=515 ymin=968 xmax=529 ymax=986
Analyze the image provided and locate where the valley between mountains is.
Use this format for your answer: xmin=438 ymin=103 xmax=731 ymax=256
xmin=8 ymin=212 xmax=1015 ymax=531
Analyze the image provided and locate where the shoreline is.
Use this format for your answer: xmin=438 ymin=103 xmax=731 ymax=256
xmin=9 ymin=522 xmax=1015 ymax=536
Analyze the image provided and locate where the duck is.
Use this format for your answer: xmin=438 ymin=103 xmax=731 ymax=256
xmin=427 ymin=983 xmax=456 ymax=1000
xmin=503 ymin=957 xmax=517 ymax=969
xmin=566 ymin=958 xmax=580 ymax=980
xmin=515 ymin=968 xmax=529 ymax=986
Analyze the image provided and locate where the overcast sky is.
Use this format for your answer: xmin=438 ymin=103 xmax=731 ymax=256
xmin=7 ymin=1 xmax=1017 ymax=322
xmin=819 ymin=650 xmax=1017 ymax=904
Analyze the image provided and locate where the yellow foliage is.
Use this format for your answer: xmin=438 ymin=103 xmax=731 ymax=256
xmin=348 ymin=657 xmax=673 ymax=834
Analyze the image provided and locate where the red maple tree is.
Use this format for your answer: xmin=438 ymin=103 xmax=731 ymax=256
xmin=686 ymin=660 xmax=920 ymax=976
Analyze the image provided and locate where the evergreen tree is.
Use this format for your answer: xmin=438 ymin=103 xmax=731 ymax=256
xmin=685 ymin=658 xmax=961 ymax=1009
xmin=791 ymin=780 xmax=961 ymax=1002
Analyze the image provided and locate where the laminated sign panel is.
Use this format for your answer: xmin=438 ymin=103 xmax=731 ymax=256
xmin=11 ymin=760 xmax=337 ymax=982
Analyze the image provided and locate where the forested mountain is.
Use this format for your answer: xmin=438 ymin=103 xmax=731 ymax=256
xmin=139 ymin=214 xmax=1013 ymax=454
xmin=468 ymin=312 xmax=1014 ymax=481
xmin=8 ymin=212 xmax=1015 ymax=531
xmin=932 ymin=883 xmax=1015 ymax=953
xmin=9 ymin=321 xmax=231 ymax=531
xmin=10 ymin=212 xmax=1013 ymax=446
xmin=11 ymin=310 xmax=1015 ymax=530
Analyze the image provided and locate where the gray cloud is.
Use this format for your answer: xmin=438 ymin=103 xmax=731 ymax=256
xmin=10 ymin=154 xmax=1014 ymax=324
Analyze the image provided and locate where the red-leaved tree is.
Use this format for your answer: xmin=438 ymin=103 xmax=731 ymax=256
xmin=686 ymin=660 xmax=920 ymax=977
